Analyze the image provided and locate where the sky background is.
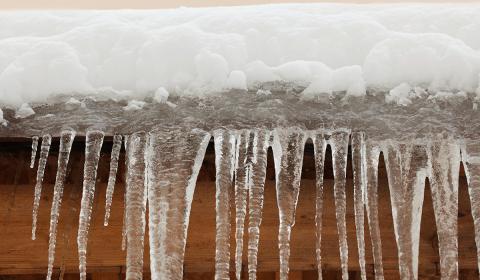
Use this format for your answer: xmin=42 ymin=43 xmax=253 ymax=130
xmin=1 ymin=0 xmax=479 ymax=9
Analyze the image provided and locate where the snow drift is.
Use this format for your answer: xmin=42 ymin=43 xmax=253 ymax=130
xmin=1 ymin=4 xmax=480 ymax=106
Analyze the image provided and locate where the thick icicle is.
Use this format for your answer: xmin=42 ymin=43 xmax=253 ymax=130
xmin=124 ymin=132 xmax=147 ymax=280
xmin=234 ymin=130 xmax=251 ymax=280
xmin=428 ymin=139 xmax=460 ymax=279
xmin=329 ymin=131 xmax=350 ymax=280
xmin=78 ymin=131 xmax=104 ymax=280
xmin=313 ymin=132 xmax=326 ymax=280
xmin=462 ymin=140 xmax=480 ymax=273
xmin=384 ymin=143 xmax=428 ymax=280
xmin=30 ymin=136 xmax=39 ymax=168
xmin=247 ymin=129 xmax=269 ymax=280
xmin=272 ymin=128 xmax=306 ymax=280
xmin=31 ymin=134 xmax=52 ymax=240
xmin=46 ymin=130 xmax=75 ymax=280
xmin=365 ymin=141 xmax=384 ymax=280
xmin=146 ymin=128 xmax=210 ymax=280
xmin=351 ymin=132 xmax=367 ymax=280
xmin=104 ymin=134 xmax=122 ymax=226
xmin=214 ymin=129 xmax=237 ymax=280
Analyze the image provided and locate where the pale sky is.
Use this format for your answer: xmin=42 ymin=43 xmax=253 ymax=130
xmin=1 ymin=0 xmax=479 ymax=9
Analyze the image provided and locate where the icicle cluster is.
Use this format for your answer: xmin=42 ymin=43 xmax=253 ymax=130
xmin=28 ymin=128 xmax=479 ymax=280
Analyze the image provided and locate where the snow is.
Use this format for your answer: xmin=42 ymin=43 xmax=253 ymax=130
xmin=0 ymin=108 xmax=6 ymax=126
xmin=0 ymin=4 xmax=479 ymax=107
xmin=123 ymin=100 xmax=146 ymax=111
xmin=153 ymin=87 xmax=169 ymax=103
xmin=15 ymin=103 xmax=35 ymax=118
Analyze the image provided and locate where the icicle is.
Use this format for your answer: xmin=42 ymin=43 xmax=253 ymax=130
xmin=351 ymin=132 xmax=367 ymax=280
xmin=463 ymin=140 xmax=480 ymax=275
xmin=428 ymin=139 xmax=460 ymax=279
xmin=30 ymin=136 xmax=39 ymax=168
xmin=272 ymin=128 xmax=306 ymax=280
xmin=313 ymin=132 xmax=326 ymax=280
xmin=31 ymin=134 xmax=52 ymax=240
xmin=46 ymin=130 xmax=75 ymax=280
xmin=104 ymin=134 xmax=122 ymax=226
xmin=329 ymin=131 xmax=350 ymax=280
xmin=78 ymin=130 xmax=104 ymax=280
xmin=122 ymin=135 xmax=129 ymax=251
xmin=247 ymin=129 xmax=269 ymax=280
xmin=124 ymin=132 xmax=147 ymax=280
xmin=234 ymin=130 xmax=251 ymax=280
xmin=384 ymin=142 xmax=428 ymax=280
xmin=365 ymin=141 xmax=384 ymax=280
xmin=214 ymin=129 xmax=237 ymax=280
xmin=146 ymin=128 xmax=210 ymax=280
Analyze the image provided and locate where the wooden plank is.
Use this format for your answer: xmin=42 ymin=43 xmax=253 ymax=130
xmin=0 ymin=142 xmax=477 ymax=277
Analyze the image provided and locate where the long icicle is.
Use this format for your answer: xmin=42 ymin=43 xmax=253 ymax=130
xmin=146 ymin=128 xmax=210 ymax=280
xmin=428 ymin=139 xmax=460 ymax=280
xmin=104 ymin=134 xmax=123 ymax=226
xmin=384 ymin=142 xmax=428 ymax=280
xmin=124 ymin=132 xmax=147 ymax=280
xmin=365 ymin=141 xmax=384 ymax=280
xmin=78 ymin=131 xmax=104 ymax=280
xmin=234 ymin=130 xmax=255 ymax=279
xmin=214 ymin=129 xmax=237 ymax=280
xmin=351 ymin=132 xmax=367 ymax=280
xmin=313 ymin=131 xmax=326 ymax=280
xmin=32 ymin=134 xmax=52 ymax=240
xmin=247 ymin=129 xmax=269 ymax=280
xmin=272 ymin=128 xmax=306 ymax=280
xmin=463 ymin=139 xmax=480 ymax=275
xmin=30 ymin=136 xmax=39 ymax=168
xmin=46 ymin=130 xmax=76 ymax=280
xmin=329 ymin=131 xmax=350 ymax=280
xmin=122 ymin=135 xmax=129 ymax=251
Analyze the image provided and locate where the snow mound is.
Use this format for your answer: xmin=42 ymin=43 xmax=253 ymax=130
xmin=0 ymin=4 xmax=480 ymax=106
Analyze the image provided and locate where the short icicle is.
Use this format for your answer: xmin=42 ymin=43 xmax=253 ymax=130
xmin=30 ymin=136 xmax=39 ymax=168
xmin=351 ymin=132 xmax=367 ymax=280
xmin=272 ymin=127 xmax=306 ymax=280
xmin=146 ymin=128 xmax=210 ymax=280
xmin=32 ymin=134 xmax=52 ymax=240
xmin=104 ymin=134 xmax=123 ymax=226
xmin=214 ymin=129 xmax=237 ymax=280
xmin=78 ymin=130 xmax=104 ymax=280
xmin=313 ymin=131 xmax=326 ymax=280
xmin=46 ymin=130 xmax=76 ymax=280
xmin=462 ymin=139 xmax=480 ymax=274
xmin=428 ymin=139 xmax=460 ymax=280
xmin=234 ymin=130 xmax=251 ymax=280
xmin=329 ymin=131 xmax=350 ymax=280
xmin=384 ymin=142 xmax=428 ymax=280
xmin=247 ymin=129 xmax=269 ymax=280
xmin=124 ymin=132 xmax=147 ymax=280
xmin=365 ymin=141 xmax=384 ymax=280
